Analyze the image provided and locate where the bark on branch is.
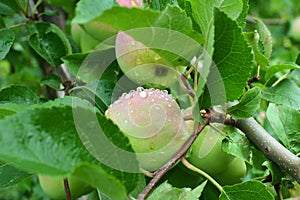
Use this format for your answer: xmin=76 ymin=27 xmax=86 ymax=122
xmin=233 ymin=118 xmax=300 ymax=183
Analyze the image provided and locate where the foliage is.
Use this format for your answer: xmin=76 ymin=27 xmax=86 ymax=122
xmin=0 ymin=0 xmax=300 ymax=200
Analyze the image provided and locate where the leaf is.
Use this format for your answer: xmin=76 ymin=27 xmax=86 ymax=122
xmin=40 ymin=74 xmax=62 ymax=90
xmin=244 ymin=31 xmax=269 ymax=69
xmin=150 ymin=0 xmax=179 ymax=10
xmin=0 ymin=107 xmax=16 ymax=119
xmin=0 ymin=85 xmax=39 ymax=104
xmin=147 ymin=181 xmax=207 ymax=200
xmin=0 ymin=102 xmax=138 ymax=195
xmin=265 ymin=63 xmax=300 ymax=81
xmin=262 ymin=79 xmax=300 ymax=110
xmin=28 ymin=22 xmax=72 ymax=67
xmin=254 ymin=18 xmax=273 ymax=59
xmin=236 ymin=0 xmax=249 ymax=29
xmin=0 ymin=29 xmax=15 ymax=60
xmin=217 ymin=0 xmax=243 ymax=20
xmin=266 ymin=103 xmax=300 ymax=153
xmin=262 ymin=161 xmax=285 ymax=185
xmin=221 ymin=125 xmax=251 ymax=163
xmin=62 ymin=52 xmax=88 ymax=76
xmin=227 ymin=87 xmax=261 ymax=119
xmin=200 ymin=9 xmax=254 ymax=108
xmin=72 ymin=0 xmax=115 ymax=23
xmin=0 ymin=161 xmax=29 ymax=188
xmin=219 ymin=180 xmax=275 ymax=200
xmin=0 ymin=0 xmax=18 ymax=15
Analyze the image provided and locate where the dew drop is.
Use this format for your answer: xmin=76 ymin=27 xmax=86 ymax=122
xmin=139 ymin=91 xmax=147 ymax=98
xmin=137 ymin=87 xmax=144 ymax=92
xmin=117 ymin=112 xmax=121 ymax=116
xmin=165 ymin=98 xmax=169 ymax=101
xmin=168 ymin=104 xmax=172 ymax=107
xmin=151 ymin=99 xmax=154 ymax=102
xmin=124 ymin=119 xmax=128 ymax=124
xmin=148 ymin=91 xmax=153 ymax=95
xmin=130 ymin=110 xmax=133 ymax=113
xmin=163 ymin=90 xmax=168 ymax=94
xmin=136 ymin=58 xmax=142 ymax=64
xmin=131 ymin=41 xmax=136 ymax=46
xmin=125 ymin=93 xmax=132 ymax=99
xmin=155 ymin=106 xmax=160 ymax=110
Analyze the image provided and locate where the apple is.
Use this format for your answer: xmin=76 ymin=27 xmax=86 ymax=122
xmin=188 ymin=124 xmax=234 ymax=175
xmin=213 ymin=157 xmax=247 ymax=185
xmin=115 ymin=31 xmax=179 ymax=87
xmin=38 ymin=175 xmax=93 ymax=199
xmin=105 ymin=87 xmax=191 ymax=171
xmin=289 ymin=16 xmax=300 ymax=42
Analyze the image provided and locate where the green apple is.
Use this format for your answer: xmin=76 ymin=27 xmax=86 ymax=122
xmin=289 ymin=16 xmax=300 ymax=42
xmin=188 ymin=124 xmax=234 ymax=175
xmin=213 ymin=158 xmax=247 ymax=185
xmin=70 ymin=23 xmax=84 ymax=46
xmin=38 ymin=175 xmax=93 ymax=199
xmin=115 ymin=31 xmax=179 ymax=87
xmin=80 ymin=32 xmax=100 ymax=53
xmin=105 ymin=88 xmax=191 ymax=171
xmin=83 ymin=21 xmax=117 ymax=43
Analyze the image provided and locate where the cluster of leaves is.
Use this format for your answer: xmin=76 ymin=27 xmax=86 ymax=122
xmin=0 ymin=0 xmax=299 ymax=199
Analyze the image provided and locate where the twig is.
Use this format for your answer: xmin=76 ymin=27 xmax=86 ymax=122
xmin=63 ymin=178 xmax=71 ymax=200
xmin=137 ymin=122 xmax=208 ymax=200
xmin=180 ymin=74 xmax=195 ymax=98
xmin=181 ymin=157 xmax=224 ymax=193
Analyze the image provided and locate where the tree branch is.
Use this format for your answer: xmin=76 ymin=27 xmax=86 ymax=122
xmin=137 ymin=122 xmax=208 ymax=200
xmin=233 ymin=118 xmax=300 ymax=183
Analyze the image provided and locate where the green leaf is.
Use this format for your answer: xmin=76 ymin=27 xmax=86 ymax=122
xmin=217 ymin=0 xmax=243 ymax=20
xmin=0 ymin=85 xmax=39 ymax=104
xmin=244 ymin=31 xmax=269 ymax=69
xmin=150 ymin=0 xmax=179 ymax=10
xmin=236 ymin=0 xmax=249 ymax=29
xmin=28 ymin=22 xmax=72 ymax=67
xmin=62 ymin=52 xmax=88 ymax=77
xmin=254 ymin=18 xmax=273 ymax=59
xmin=40 ymin=74 xmax=62 ymax=90
xmin=266 ymin=103 xmax=300 ymax=153
xmin=262 ymin=161 xmax=284 ymax=185
xmin=220 ymin=180 xmax=275 ymax=200
xmin=265 ymin=63 xmax=300 ymax=81
xmin=262 ymin=79 xmax=300 ymax=110
xmin=0 ymin=102 xmax=138 ymax=195
xmin=222 ymin=126 xmax=252 ymax=163
xmin=0 ymin=162 xmax=29 ymax=188
xmin=0 ymin=29 xmax=15 ymax=60
xmin=0 ymin=107 xmax=16 ymax=119
xmin=227 ymin=87 xmax=261 ymax=119
xmin=72 ymin=0 xmax=115 ymax=23
xmin=147 ymin=181 xmax=207 ymax=200
xmin=0 ymin=0 xmax=18 ymax=15
xmin=200 ymin=9 xmax=254 ymax=108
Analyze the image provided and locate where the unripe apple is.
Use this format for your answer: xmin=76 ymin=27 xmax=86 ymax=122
xmin=80 ymin=31 xmax=100 ymax=52
xmin=38 ymin=175 xmax=93 ymax=199
xmin=105 ymin=88 xmax=191 ymax=171
xmin=70 ymin=23 xmax=84 ymax=46
xmin=289 ymin=16 xmax=300 ymax=42
xmin=115 ymin=31 xmax=179 ymax=87
xmin=213 ymin=158 xmax=247 ymax=185
xmin=188 ymin=124 xmax=234 ymax=175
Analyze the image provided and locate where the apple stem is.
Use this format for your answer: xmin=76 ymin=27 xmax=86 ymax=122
xmin=181 ymin=156 xmax=224 ymax=193
xmin=63 ymin=178 xmax=72 ymax=200
xmin=137 ymin=122 xmax=208 ymax=200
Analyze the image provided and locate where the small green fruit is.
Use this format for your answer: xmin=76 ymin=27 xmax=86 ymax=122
xmin=80 ymin=32 xmax=100 ymax=52
xmin=70 ymin=23 xmax=84 ymax=46
xmin=83 ymin=21 xmax=117 ymax=43
xmin=38 ymin=175 xmax=93 ymax=199
xmin=105 ymin=88 xmax=191 ymax=171
xmin=115 ymin=31 xmax=179 ymax=87
xmin=213 ymin=158 xmax=247 ymax=185
xmin=188 ymin=125 xmax=234 ymax=175
xmin=289 ymin=17 xmax=300 ymax=42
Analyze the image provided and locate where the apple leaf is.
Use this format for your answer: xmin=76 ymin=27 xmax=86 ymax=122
xmin=265 ymin=63 xmax=300 ymax=81
xmin=222 ymin=126 xmax=252 ymax=163
xmin=147 ymin=181 xmax=207 ymax=200
xmin=0 ymin=29 xmax=15 ymax=60
xmin=254 ymin=18 xmax=273 ymax=59
xmin=28 ymin=22 xmax=72 ymax=67
xmin=72 ymin=0 xmax=115 ymax=24
xmin=0 ymin=161 xmax=30 ymax=188
xmin=262 ymin=79 xmax=300 ymax=110
xmin=220 ymin=180 xmax=274 ymax=200
xmin=0 ymin=0 xmax=18 ymax=15
xmin=40 ymin=74 xmax=62 ymax=91
xmin=266 ymin=103 xmax=300 ymax=153
xmin=200 ymin=9 xmax=254 ymax=108
xmin=227 ymin=87 xmax=261 ymax=119
xmin=0 ymin=85 xmax=39 ymax=104
xmin=236 ymin=0 xmax=249 ymax=29
xmin=0 ymin=101 xmax=138 ymax=195
xmin=62 ymin=52 xmax=88 ymax=76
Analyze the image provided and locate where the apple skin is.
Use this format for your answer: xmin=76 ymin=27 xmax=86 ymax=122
xmin=105 ymin=88 xmax=191 ymax=171
xmin=289 ymin=16 xmax=300 ymax=42
xmin=115 ymin=31 xmax=179 ymax=87
xmin=213 ymin=158 xmax=247 ymax=185
xmin=38 ymin=175 xmax=93 ymax=199
xmin=188 ymin=125 xmax=234 ymax=175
